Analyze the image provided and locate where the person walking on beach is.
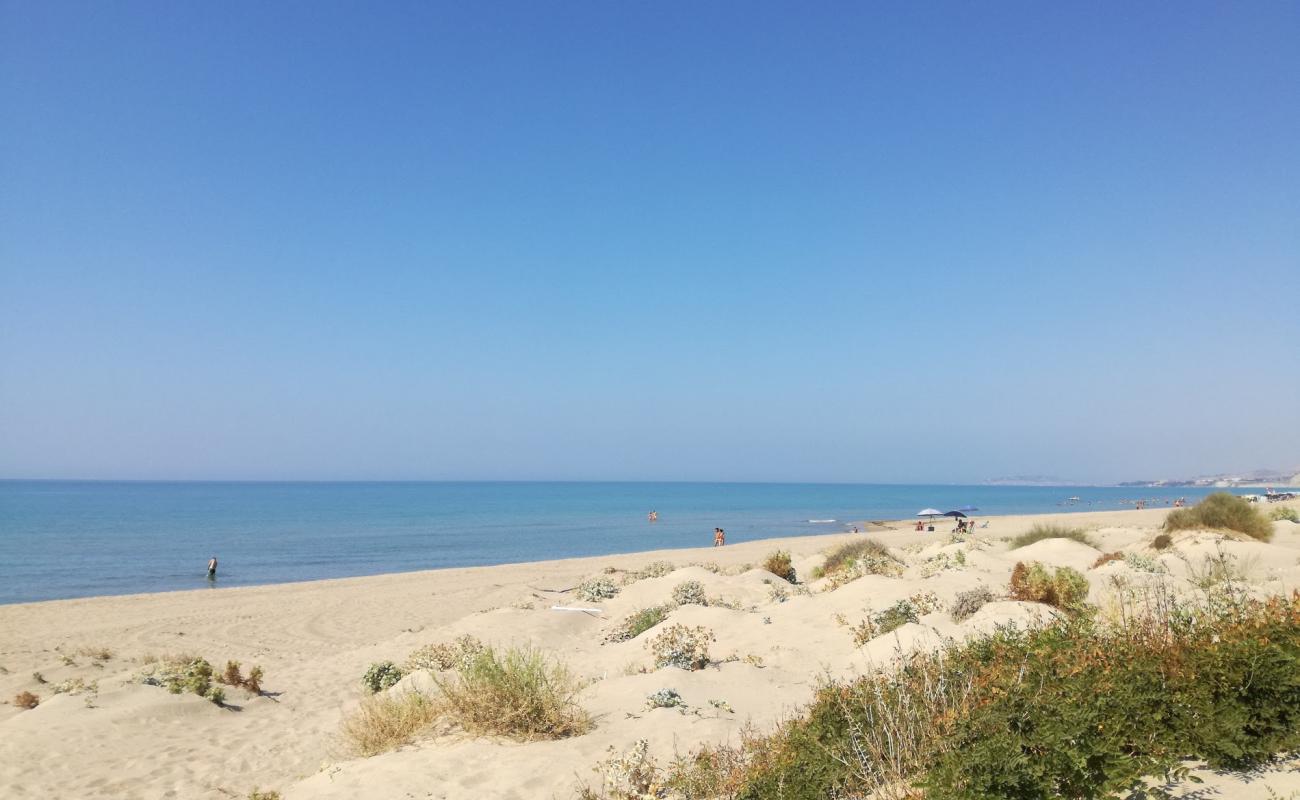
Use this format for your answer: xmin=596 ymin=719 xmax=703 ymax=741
xmin=207 ymin=555 xmax=218 ymax=580
xmin=713 ymin=527 xmax=726 ymax=547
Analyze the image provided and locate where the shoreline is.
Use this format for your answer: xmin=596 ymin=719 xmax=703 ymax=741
xmin=0 ymin=505 xmax=1181 ymax=612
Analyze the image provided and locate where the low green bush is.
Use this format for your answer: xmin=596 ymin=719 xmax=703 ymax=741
xmin=575 ymin=577 xmax=621 ymax=602
xmin=1008 ymin=561 xmax=1089 ymax=609
xmin=604 ymin=605 xmax=672 ymax=644
xmin=648 ymin=624 xmax=714 ymax=671
xmin=657 ymin=593 xmax=1300 ymax=800
xmin=138 ymin=656 xmax=225 ymax=704
xmin=1164 ymin=492 xmax=1273 ymax=541
xmin=671 ymin=580 xmax=707 ymax=606
xmin=1271 ymin=505 xmax=1300 ymax=523
xmin=1010 ymin=523 xmax=1096 ymax=549
xmin=761 ymin=551 xmax=796 ymax=583
xmin=361 ymin=661 xmax=403 ymax=693
xmin=646 ymin=688 xmax=685 ymax=709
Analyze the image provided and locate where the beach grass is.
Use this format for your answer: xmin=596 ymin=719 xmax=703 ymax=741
xmin=340 ymin=690 xmax=441 ymax=757
xmin=432 ymin=645 xmax=592 ymax=741
xmin=1010 ymin=523 xmax=1096 ymax=549
xmin=822 ymin=538 xmax=891 ymax=574
xmin=1164 ymin=493 xmax=1274 ymax=541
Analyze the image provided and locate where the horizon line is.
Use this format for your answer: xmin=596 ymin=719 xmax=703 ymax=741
xmin=0 ymin=477 xmax=1135 ymax=487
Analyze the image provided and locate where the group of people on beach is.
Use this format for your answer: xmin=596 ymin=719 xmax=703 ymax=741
xmin=646 ymin=510 xmax=725 ymax=546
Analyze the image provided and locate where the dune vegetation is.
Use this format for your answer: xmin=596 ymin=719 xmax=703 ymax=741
xmin=1010 ymin=523 xmax=1096 ymax=549
xmin=584 ymin=592 xmax=1300 ymax=799
xmin=1164 ymin=492 xmax=1273 ymax=542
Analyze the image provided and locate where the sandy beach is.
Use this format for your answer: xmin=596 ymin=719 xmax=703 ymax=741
xmin=3 ymin=503 xmax=1299 ymax=799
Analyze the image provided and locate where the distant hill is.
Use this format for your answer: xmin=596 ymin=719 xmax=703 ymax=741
xmin=982 ymin=475 xmax=1077 ymax=486
xmin=1118 ymin=467 xmax=1300 ymax=488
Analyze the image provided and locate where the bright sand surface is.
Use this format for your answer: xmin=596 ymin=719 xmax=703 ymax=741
xmin=3 ymin=504 xmax=1299 ymax=799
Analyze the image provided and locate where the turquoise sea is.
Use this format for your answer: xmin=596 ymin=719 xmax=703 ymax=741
xmin=0 ymin=481 xmax=1245 ymax=604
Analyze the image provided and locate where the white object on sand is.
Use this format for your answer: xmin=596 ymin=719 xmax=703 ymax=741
xmin=550 ymin=606 xmax=604 ymax=613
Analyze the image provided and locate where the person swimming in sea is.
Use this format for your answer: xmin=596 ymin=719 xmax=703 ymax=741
xmin=207 ymin=555 xmax=218 ymax=580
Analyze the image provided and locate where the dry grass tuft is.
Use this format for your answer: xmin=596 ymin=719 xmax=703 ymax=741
xmin=340 ymin=690 xmax=441 ymax=757
xmin=1092 ymin=552 xmax=1125 ymax=569
xmin=432 ymin=645 xmax=592 ymax=741
xmin=1010 ymin=524 xmax=1096 ymax=549
xmin=14 ymin=691 xmax=40 ymax=709
xmin=217 ymin=661 xmax=264 ymax=694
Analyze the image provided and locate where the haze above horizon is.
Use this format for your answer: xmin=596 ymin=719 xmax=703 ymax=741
xmin=2 ymin=3 xmax=1298 ymax=484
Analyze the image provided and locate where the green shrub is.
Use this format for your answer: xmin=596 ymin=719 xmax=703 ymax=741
xmin=1164 ymin=492 xmax=1273 ymax=541
xmin=1125 ymin=552 xmax=1167 ymax=574
xmin=1152 ymin=533 xmax=1173 ymax=550
xmin=432 ymin=645 xmax=591 ymax=740
xmin=1008 ymin=561 xmax=1089 ymax=609
xmin=871 ymin=599 xmax=920 ymax=636
xmin=1010 ymin=523 xmax=1096 ymax=549
xmin=575 ymin=577 xmax=620 ymax=602
xmin=138 ymin=656 xmax=223 ymax=703
xmin=648 ymin=624 xmax=714 ymax=670
xmin=664 ymin=593 xmax=1300 ymax=800
xmin=1271 ymin=506 xmax=1300 ymax=523
xmin=361 ymin=661 xmax=403 ymax=693
xmin=646 ymin=688 xmax=685 ymax=709
xmin=761 ymin=550 xmax=796 ymax=583
xmin=671 ymin=580 xmax=707 ymax=606
xmin=950 ymin=586 xmax=994 ymax=622
xmin=248 ymin=791 xmax=282 ymax=800
xmin=604 ymin=605 xmax=672 ymax=644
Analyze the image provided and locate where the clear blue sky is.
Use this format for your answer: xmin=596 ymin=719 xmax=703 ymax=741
xmin=2 ymin=2 xmax=1297 ymax=483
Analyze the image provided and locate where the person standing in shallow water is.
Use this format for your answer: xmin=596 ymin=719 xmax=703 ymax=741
xmin=207 ymin=555 xmax=218 ymax=580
